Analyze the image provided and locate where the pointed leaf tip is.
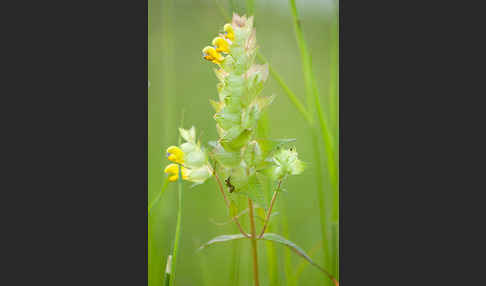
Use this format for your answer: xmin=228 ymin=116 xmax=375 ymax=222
xmin=198 ymin=234 xmax=248 ymax=251
xmin=261 ymin=233 xmax=339 ymax=285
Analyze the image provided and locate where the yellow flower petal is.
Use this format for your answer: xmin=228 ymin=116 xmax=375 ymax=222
xmin=168 ymin=154 xmax=177 ymax=162
xmin=224 ymin=24 xmax=234 ymax=41
xmin=164 ymin=163 xmax=179 ymax=175
xmin=166 ymin=146 xmax=184 ymax=164
xmin=168 ymin=175 xmax=178 ymax=182
xmin=202 ymin=46 xmax=224 ymax=65
xmin=164 ymin=163 xmax=190 ymax=182
xmin=212 ymin=37 xmax=230 ymax=54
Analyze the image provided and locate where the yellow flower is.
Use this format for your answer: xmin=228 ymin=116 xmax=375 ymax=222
xmin=166 ymin=146 xmax=184 ymax=164
xmin=202 ymin=46 xmax=224 ymax=65
xmin=223 ymin=24 xmax=234 ymax=41
xmin=164 ymin=163 xmax=188 ymax=182
xmin=212 ymin=37 xmax=230 ymax=54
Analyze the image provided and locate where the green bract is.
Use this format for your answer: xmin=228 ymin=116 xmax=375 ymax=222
xmin=270 ymin=148 xmax=305 ymax=181
xmin=177 ymin=127 xmax=213 ymax=184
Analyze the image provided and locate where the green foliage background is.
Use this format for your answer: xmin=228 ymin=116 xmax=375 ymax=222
xmin=149 ymin=0 xmax=338 ymax=285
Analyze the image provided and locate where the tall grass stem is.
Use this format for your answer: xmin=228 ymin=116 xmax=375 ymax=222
xmin=169 ymin=175 xmax=183 ymax=286
xmin=248 ymin=198 xmax=260 ymax=286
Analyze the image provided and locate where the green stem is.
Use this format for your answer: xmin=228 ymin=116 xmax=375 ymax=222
xmin=213 ymin=171 xmax=250 ymax=237
xmin=248 ymin=198 xmax=260 ymax=286
xmin=169 ymin=173 xmax=183 ymax=286
xmin=258 ymin=181 xmax=281 ymax=238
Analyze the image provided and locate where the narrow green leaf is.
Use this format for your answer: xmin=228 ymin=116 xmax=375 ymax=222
xmin=261 ymin=233 xmax=339 ymax=286
xmin=198 ymin=234 xmax=248 ymax=251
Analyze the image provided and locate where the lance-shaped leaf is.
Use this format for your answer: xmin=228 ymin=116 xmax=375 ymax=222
xmin=261 ymin=233 xmax=339 ymax=286
xmin=198 ymin=234 xmax=248 ymax=251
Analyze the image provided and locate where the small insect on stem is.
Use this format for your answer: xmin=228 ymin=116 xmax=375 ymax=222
xmin=225 ymin=176 xmax=235 ymax=193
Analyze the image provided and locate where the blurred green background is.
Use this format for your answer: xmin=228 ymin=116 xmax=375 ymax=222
xmin=149 ymin=0 xmax=338 ymax=285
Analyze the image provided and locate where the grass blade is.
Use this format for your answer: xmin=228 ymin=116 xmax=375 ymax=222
xmin=256 ymin=53 xmax=312 ymax=124
xmin=163 ymin=255 xmax=172 ymax=286
xmin=149 ymin=177 xmax=169 ymax=215
xmin=288 ymin=1 xmax=339 ymax=284
xmin=288 ymin=0 xmax=337 ymax=200
xmin=169 ymin=112 xmax=185 ymax=286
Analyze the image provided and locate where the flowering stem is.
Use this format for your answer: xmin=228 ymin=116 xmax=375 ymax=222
xmin=169 ymin=174 xmax=183 ymax=286
xmin=258 ymin=180 xmax=282 ymax=238
xmin=213 ymin=171 xmax=250 ymax=238
xmin=248 ymin=198 xmax=260 ymax=286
